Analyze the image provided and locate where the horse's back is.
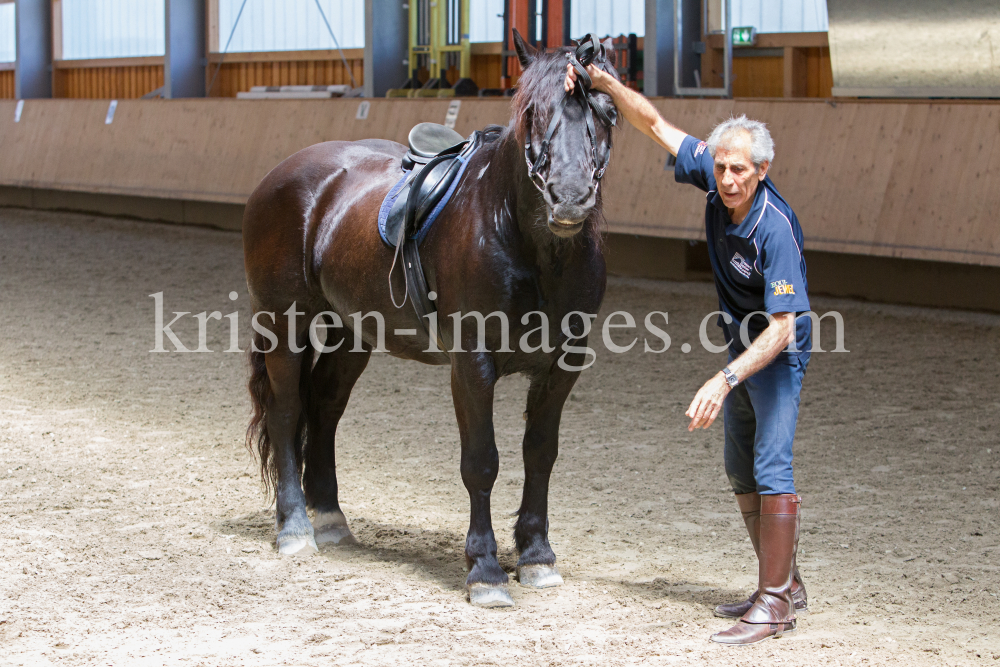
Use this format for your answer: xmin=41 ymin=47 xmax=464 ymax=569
xmin=243 ymin=139 xmax=405 ymax=310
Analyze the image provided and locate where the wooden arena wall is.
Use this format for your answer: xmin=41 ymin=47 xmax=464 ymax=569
xmin=0 ymin=97 xmax=997 ymax=269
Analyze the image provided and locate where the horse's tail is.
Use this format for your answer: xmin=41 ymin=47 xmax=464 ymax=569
xmin=246 ymin=332 xmax=312 ymax=499
xmin=246 ymin=333 xmax=277 ymax=494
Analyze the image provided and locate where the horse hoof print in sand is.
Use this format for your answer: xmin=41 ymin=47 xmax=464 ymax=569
xmin=243 ymin=30 xmax=619 ymax=606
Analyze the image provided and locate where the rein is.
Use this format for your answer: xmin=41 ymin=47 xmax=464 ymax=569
xmin=524 ymin=34 xmax=617 ymax=193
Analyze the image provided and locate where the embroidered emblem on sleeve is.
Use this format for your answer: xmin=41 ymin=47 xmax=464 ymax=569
xmin=694 ymin=141 xmax=707 ymax=157
xmin=771 ymin=280 xmax=795 ymax=296
xmin=730 ymin=252 xmax=752 ymax=278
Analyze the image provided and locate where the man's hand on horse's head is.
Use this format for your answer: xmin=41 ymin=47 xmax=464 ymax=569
xmin=563 ymin=63 xmax=614 ymax=95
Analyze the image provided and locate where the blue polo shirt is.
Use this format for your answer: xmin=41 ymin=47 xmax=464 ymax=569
xmin=675 ymin=135 xmax=811 ymax=355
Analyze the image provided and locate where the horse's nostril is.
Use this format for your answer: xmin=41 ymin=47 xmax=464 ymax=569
xmin=546 ymin=182 xmax=560 ymax=204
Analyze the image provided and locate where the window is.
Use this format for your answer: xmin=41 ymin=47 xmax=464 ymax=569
xmin=731 ymin=0 xmax=829 ymax=33
xmin=470 ymin=0 xmax=504 ymax=43
xmin=61 ymin=0 xmax=165 ymax=60
xmin=0 ymin=2 xmax=14 ymax=63
xmin=217 ymin=0 xmax=365 ymax=53
xmin=571 ymin=0 xmax=645 ymax=39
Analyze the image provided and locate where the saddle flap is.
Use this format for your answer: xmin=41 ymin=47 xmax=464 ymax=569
xmin=408 ymin=122 xmax=465 ymax=159
xmin=384 ymin=157 xmax=462 ymax=247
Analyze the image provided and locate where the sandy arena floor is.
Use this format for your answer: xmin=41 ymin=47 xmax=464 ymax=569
xmin=1 ymin=208 xmax=998 ymax=666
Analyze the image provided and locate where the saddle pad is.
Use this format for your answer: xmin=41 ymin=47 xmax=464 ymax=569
xmin=377 ymin=144 xmax=479 ymax=247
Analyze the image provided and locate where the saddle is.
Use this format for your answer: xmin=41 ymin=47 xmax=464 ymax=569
xmin=378 ymin=123 xmax=486 ymax=340
xmin=380 ymin=123 xmax=480 ymax=249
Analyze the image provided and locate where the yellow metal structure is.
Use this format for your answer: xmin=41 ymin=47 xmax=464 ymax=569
xmin=395 ymin=0 xmax=473 ymax=97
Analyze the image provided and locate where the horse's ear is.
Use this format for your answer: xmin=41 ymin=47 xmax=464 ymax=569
xmin=512 ymin=29 xmax=537 ymax=70
xmin=601 ymin=38 xmax=617 ymax=68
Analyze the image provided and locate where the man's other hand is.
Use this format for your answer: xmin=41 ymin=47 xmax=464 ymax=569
xmin=685 ymin=372 xmax=731 ymax=431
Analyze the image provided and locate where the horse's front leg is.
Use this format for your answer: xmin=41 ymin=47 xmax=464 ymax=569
xmin=450 ymin=354 xmax=512 ymax=607
xmin=514 ymin=365 xmax=579 ymax=588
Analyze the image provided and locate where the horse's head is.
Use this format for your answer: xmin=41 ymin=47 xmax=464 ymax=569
xmin=512 ymin=30 xmax=619 ymax=239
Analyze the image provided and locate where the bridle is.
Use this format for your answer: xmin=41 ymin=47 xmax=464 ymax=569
xmin=524 ymin=34 xmax=617 ymax=194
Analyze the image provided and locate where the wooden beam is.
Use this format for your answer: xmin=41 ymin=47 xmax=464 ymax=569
xmin=207 ymin=0 xmax=219 ymax=54
xmin=55 ymin=57 xmax=165 ymax=69
xmin=471 ymin=42 xmax=502 ymax=56
xmin=51 ymin=0 xmax=62 ymax=61
xmin=708 ymin=31 xmax=828 ymax=50
xmin=783 ymin=46 xmax=807 ymax=98
xmin=207 ymin=49 xmax=365 ymax=63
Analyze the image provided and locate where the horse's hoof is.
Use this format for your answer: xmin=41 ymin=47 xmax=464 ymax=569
xmin=313 ymin=512 xmax=358 ymax=546
xmin=468 ymin=583 xmax=515 ymax=608
xmin=516 ymin=564 xmax=564 ymax=589
xmin=277 ymin=534 xmax=318 ymax=556
xmin=315 ymin=525 xmax=357 ymax=546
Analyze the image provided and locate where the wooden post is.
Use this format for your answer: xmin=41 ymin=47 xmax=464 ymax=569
xmin=783 ymin=46 xmax=806 ymax=98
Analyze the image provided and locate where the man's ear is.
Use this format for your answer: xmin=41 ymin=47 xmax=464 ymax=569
xmin=601 ymin=38 xmax=617 ymax=68
xmin=757 ymin=160 xmax=770 ymax=180
xmin=512 ymin=29 xmax=537 ymax=71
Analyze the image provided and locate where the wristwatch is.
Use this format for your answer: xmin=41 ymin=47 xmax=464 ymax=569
xmin=722 ymin=367 xmax=739 ymax=388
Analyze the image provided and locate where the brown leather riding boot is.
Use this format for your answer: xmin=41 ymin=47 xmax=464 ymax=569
xmin=713 ymin=493 xmax=760 ymax=618
xmin=711 ymin=494 xmax=799 ymax=645
xmin=714 ymin=494 xmax=808 ymax=618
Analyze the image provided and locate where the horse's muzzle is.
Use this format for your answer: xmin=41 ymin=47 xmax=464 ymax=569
xmin=547 ymin=215 xmax=586 ymax=238
xmin=545 ymin=182 xmax=596 ymax=235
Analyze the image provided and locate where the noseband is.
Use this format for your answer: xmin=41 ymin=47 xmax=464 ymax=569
xmin=524 ymin=34 xmax=617 ymax=193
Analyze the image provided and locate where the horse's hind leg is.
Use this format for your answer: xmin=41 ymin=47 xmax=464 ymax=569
xmin=514 ymin=367 xmax=579 ymax=588
xmin=303 ymin=332 xmax=371 ymax=546
xmin=265 ymin=347 xmax=317 ymax=555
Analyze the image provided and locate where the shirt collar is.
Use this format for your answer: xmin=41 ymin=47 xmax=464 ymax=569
xmin=708 ymin=178 xmax=770 ymax=238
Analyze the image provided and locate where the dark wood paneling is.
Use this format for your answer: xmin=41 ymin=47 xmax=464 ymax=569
xmin=205 ymin=58 xmax=364 ymax=97
xmin=54 ymin=66 xmax=164 ymax=99
xmin=733 ymin=56 xmax=785 ymax=98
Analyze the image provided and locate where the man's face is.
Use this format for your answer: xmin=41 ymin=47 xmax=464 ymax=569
xmin=713 ymin=132 xmax=768 ymax=212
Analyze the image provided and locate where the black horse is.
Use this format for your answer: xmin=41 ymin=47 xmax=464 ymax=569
xmin=243 ymin=32 xmax=619 ymax=607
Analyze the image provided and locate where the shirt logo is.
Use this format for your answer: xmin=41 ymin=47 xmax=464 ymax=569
xmin=694 ymin=141 xmax=707 ymax=157
xmin=771 ymin=280 xmax=795 ymax=296
xmin=730 ymin=252 xmax=752 ymax=278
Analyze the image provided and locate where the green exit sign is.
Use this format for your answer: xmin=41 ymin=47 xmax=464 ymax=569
xmin=732 ymin=26 xmax=757 ymax=46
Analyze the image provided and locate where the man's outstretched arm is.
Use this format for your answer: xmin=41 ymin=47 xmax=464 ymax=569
xmin=565 ymin=63 xmax=688 ymax=156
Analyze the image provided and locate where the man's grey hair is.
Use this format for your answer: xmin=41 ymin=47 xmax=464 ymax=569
xmin=706 ymin=114 xmax=775 ymax=168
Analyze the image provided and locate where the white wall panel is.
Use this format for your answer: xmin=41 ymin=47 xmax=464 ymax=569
xmin=218 ymin=0 xmax=364 ymax=52
xmin=470 ymin=0 xmax=504 ymax=43
xmin=0 ymin=3 xmax=14 ymax=63
xmin=570 ymin=0 xmax=645 ymax=38
xmin=61 ymin=0 xmax=165 ymax=59
xmin=732 ymin=0 xmax=829 ymax=33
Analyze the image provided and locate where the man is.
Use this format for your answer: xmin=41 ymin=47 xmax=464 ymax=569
xmin=566 ymin=65 xmax=812 ymax=644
